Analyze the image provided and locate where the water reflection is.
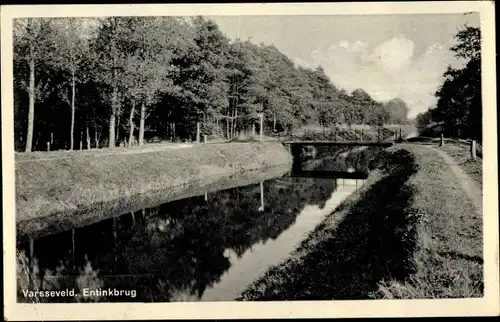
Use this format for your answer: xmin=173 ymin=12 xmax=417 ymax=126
xmin=301 ymin=146 xmax=383 ymax=173
xmin=17 ymin=146 xmax=374 ymax=303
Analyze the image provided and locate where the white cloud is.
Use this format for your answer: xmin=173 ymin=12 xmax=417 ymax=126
xmin=364 ymin=35 xmax=415 ymax=74
xmin=338 ymin=40 xmax=349 ymax=49
xmin=294 ymin=36 xmax=457 ymax=118
xmin=349 ymin=41 xmax=368 ymax=53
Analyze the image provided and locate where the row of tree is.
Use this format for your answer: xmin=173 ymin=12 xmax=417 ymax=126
xmin=415 ymin=25 xmax=481 ymax=141
xmin=14 ymin=16 xmax=410 ymax=152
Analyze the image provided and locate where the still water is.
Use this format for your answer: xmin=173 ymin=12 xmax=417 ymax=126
xmin=16 ymin=146 xmax=379 ymax=302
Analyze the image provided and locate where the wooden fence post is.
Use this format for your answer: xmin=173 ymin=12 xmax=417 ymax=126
xmin=196 ymin=122 xmax=201 ymax=143
xmin=471 ymin=140 xmax=477 ymax=160
xmin=439 ymin=133 xmax=444 ymax=147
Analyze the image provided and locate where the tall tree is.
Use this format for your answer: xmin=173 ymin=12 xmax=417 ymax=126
xmin=385 ymin=98 xmax=409 ymax=124
xmin=92 ymin=17 xmax=132 ymax=148
xmin=434 ymin=25 xmax=481 ymax=140
xmin=51 ymin=18 xmax=91 ymax=150
xmin=14 ymin=18 xmax=55 ymax=152
xmin=123 ymin=17 xmax=180 ymax=146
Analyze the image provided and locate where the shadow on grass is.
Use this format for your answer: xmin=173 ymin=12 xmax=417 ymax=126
xmin=240 ymin=149 xmax=421 ymax=300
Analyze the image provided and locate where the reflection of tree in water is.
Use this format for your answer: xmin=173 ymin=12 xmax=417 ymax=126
xmin=303 ymin=146 xmax=382 ymax=172
xmin=16 ymin=248 xmax=104 ymax=303
xmin=124 ymin=176 xmax=336 ymax=301
xmin=17 ymin=175 xmax=336 ymax=302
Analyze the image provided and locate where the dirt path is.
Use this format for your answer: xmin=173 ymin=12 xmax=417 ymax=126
xmin=425 ymin=145 xmax=483 ymax=216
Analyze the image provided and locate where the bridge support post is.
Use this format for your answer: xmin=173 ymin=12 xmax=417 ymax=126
xmin=291 ymin=145 xmax=302 ymax=172
xmin=471 ymin=140 xmax=477 ymax=160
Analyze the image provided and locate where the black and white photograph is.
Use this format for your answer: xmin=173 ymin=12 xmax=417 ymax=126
xmin=2 ymin=2 xmax=498 ymax=320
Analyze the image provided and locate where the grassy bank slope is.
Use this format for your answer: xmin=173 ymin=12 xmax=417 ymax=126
xmin=16 ymin=142 xmax=292 ymax=224
xmin=239 ymin=144 xmax=482 ymax=300
xmin=376 ymin=144 xmax=482 ymax=298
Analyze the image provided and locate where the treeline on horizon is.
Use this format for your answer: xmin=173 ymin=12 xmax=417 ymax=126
xmin=415 ymin=26 xmax=482 ymax=142
xmin=14 ymin=16 xmax=410 ymax=152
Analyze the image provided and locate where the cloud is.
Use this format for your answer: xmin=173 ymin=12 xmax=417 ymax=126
xmin=295 ymin=35 xmax=457 ymax=118
xmin=338 ymin=40 xmax=349 ymax=49
xmin=364 ymin=35 xmax=415 ymax=73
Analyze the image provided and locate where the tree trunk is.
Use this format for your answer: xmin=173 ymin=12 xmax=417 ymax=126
xmin=25 ymin=58 xmax=35 ymax=152
xmin=226 ymin=112 xmax=230 ymax=139
xmin=109 ymin=87 xmax=118 ymax=148
xmin=233 ymin=108 xmax=238 ymax=138
xmin=86 ymin=126 xmax=91 ymax=150
xmin=196 ymin=121 xmax=201 ymax=143
xmin=128 ymin=105 xmax=135 ymax=148
xmin=116 ymin=109 xmax=121 ymax=146
xmin=173 ymin=121 xmax=176 ymax=140
xmin=70 ymin=71 xmax=76 ymax=150
xmin=273 ymin=109 xmax=276 ymax=132
xmin=94 ymin=122 xmax=100 ymax=148
xmin=138 ymin=101 xmax=146 ymax=146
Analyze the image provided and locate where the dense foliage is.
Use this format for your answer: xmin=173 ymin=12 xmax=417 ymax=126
xmin=415 ymin=26 xmax=481 ymax=141
xmin=14 ymin=16 xmax=409 ymax=152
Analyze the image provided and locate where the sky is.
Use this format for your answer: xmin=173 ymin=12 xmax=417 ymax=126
xmin=210 ymin=13 xmax=480 ymax=118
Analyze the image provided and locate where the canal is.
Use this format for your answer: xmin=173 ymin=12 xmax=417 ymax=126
xmin=16 ymin=145 xmax=382 ymax=302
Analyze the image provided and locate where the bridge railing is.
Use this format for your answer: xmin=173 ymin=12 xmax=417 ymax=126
xmin=284 ymin=126 xmax=399 ymax=143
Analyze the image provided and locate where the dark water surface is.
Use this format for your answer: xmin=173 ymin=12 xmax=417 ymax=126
xmin=17 ymin=146 xmax=380 ymax=302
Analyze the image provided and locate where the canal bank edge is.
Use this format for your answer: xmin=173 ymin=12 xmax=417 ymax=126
xmin=15 ymin=142 xmax=293 ymax=226
xmin=239 ymin=145 xmax=483 ymax=300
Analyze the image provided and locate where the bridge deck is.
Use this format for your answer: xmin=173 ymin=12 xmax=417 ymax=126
xmin=283 ymin=141 xmax=393 ymax=147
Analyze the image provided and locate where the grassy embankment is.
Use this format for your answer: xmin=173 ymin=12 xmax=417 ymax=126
xmin=239 ymin=143 xmax=482 ymax=300
xmin=16 ymin=142 xmax=292 ymax=237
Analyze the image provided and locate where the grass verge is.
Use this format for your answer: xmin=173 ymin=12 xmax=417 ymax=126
xmin=375 ymin=144 xmax=482 ymax=298
xmin=15 ymin=142 xmax=292 ymax=226
xmin=439 ymin=143 xmax=483 ymax=187
xmin=239 ymin=144 xmax=483 ymax=300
